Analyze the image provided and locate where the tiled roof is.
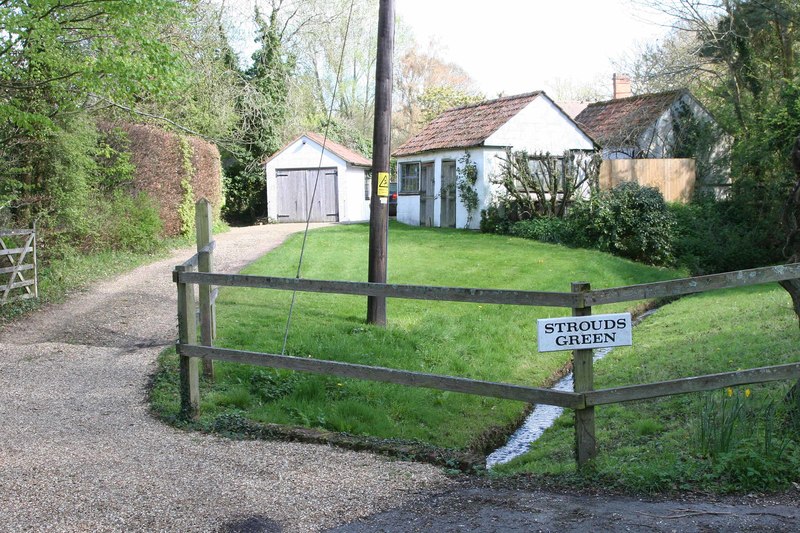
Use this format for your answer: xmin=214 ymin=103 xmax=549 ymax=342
xmin=393 ymin=92 xmax=543 ymax=157
xmin=264 ymin=132 xmax=372 ymax=167
xmin=575 ymin=90 xmax=685 ymax=147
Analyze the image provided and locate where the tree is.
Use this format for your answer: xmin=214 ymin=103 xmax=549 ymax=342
xmin=0 ymin=0 xmax=190 ymax=206
xmin=492 ymin=150 xmax=601 ymax=219
xmin=222 ymin=3 xmax=296 ymax=222
xmin=393 ymin=46 xmax=483 ymax=144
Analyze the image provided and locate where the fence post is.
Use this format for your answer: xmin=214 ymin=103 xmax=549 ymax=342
xmin=32 ymin=221 xmax=38 ymax=299
xmin=176 ymin=264 xmax=199 ymax=420
xmin=572 ymin=281 xmax=596 ymax=466
xmin=196 ymin=198 xmax=215 ymax=380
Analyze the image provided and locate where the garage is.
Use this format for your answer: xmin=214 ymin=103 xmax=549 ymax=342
xmin=265 ymin=132 xmax=372 ymax=223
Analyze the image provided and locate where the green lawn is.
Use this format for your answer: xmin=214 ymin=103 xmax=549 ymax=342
xmin=494 ymin=284 xmax=800 ymax=493
xmin=151 ymin=222 xmax=681 ymax=452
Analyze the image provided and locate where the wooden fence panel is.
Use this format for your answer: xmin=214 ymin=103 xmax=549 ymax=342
xmin=600 ymin=158 xmax=696 ymax=203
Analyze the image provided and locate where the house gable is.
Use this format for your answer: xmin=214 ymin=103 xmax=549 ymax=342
xmin=486 ymin=95 xmax=596 ymax=153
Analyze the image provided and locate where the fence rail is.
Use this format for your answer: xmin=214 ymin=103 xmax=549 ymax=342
xmin=174 ymin=200 xmax=800 ymax=467
xmin=0 ymin=227 xmax=38 ymax=305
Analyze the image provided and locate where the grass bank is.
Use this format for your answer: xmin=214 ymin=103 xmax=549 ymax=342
xmin=494 ymin=285 xmax=800 ymax=493
xmin=151 ymin=222 xmax=680 ymax=455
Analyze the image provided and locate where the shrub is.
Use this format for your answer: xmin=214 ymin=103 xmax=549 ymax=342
xmin=509 ymin=217 xmax=575 ymax=245
xmin=572 ymin=182 xmax=675 ymax=266
xmin=99 ymin=192 xmax=163 ymax=253
xmin=670 ymin=193 xmax=783 ymax=275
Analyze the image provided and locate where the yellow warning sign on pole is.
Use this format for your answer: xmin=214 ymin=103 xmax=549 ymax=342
xmin=377 ymin=172 xmax=389 ymax=197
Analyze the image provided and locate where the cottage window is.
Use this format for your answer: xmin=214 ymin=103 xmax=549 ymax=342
xmin=364 ymin=170 xmax=371 ymax=200
xmin=399 ymin=162 xmax=420 ymax=193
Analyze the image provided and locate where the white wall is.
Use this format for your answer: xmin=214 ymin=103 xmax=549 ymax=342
xmin=265 ymin=136 xmax=370 ymax=222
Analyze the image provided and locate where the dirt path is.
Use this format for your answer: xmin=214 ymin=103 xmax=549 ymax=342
xmin=1 ymin=223 xmax=798 ymax=532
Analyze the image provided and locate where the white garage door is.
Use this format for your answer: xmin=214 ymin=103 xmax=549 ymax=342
xmin=276 ymin=168 xmax=339 ymax=223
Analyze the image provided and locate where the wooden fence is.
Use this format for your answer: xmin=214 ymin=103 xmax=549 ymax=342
xmin=174 ymin=201 xmax=800 ymax=466
xmin=600 ymin=158 xmax=696 ymax=203
xmin=0 ymin=226 xmax=38 ymax=305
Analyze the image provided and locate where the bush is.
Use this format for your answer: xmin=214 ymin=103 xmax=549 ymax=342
xmin=509 ymin=217 xmax=575 ymax=245
xmin=671 ymin=193 xmax=785 ymax=275
xmin=573 ymin=182 xmax=675 ymax=266
xmin=98 ymin=192 xmax=163 ymax=253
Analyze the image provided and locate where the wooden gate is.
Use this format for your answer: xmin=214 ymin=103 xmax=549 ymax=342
xmin=0 ymin=227 xmax=38 ymax=305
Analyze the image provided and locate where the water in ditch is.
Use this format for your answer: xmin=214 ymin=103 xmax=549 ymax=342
xmin=486 ymin=309 xmax=658 ymax=468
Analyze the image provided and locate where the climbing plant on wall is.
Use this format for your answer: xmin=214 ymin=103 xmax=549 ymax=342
xmin=456 ymin=152 xmax=479 ymax=228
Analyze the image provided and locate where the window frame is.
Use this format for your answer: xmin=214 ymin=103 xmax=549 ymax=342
xmin=399 ymin=162 xmax=421 ymax=194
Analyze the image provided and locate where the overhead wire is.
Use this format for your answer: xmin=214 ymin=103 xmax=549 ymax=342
xmin=280 ymin=0 xmax=357 ymax=355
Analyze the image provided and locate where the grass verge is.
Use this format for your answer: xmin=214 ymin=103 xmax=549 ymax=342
xmin=150 ymin=222 xmax=680 ymax=458
xmin=493 ymin=285 xmax=800 ymax=493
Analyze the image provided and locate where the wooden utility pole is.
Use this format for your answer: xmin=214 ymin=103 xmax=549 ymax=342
xmin=367 ymin=0 xmax=394 ymax=326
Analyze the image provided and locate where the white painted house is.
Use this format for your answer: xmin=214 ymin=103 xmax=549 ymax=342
xmin=264 ymin=132 xmax=371 ymax=223
xmin=393 ymin=91 xmax=597 ymax=229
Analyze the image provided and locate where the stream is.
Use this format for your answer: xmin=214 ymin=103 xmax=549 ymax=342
xmin=486 ymin=309 xmax=658 ymax=468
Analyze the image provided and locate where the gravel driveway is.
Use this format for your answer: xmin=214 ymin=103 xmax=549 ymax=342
xmin=0 ymin=224 xmax=447 ymax=532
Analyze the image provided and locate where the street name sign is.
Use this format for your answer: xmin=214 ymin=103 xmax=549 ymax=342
xmin=537 ymin=312 xmax=632 ymax=352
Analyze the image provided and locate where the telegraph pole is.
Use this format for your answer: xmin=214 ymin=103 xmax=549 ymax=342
xmin=367 ymin=0 xmax=393 ymax=326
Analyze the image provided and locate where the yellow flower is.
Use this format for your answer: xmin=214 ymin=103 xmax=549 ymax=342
xmin=745 ymin=388 xmax=751 ymax=398
xmin=726 ymin=387 xmax=733 ymax=397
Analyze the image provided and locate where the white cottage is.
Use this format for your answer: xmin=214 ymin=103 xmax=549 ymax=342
xmin=393 ymin=91 xmax=597 ymax=229
xmin=264 ymin=132 xmax=371 ymax=223
xmin=574 ymin=76 xmax=730 ymax=189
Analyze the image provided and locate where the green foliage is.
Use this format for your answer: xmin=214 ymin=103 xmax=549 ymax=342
xmin=0 ymin=0 xmax=186 ymax=145
xmin=456 ymin=152 xmax=479 ymax=227
xmin=4 ymin=114 xmax=163 ymax=259
xmin=420 ymin=86 xmax=484 ymax=123
xmin=311 ymin=116 xmax=373 ymax=158
xmin=570 ymin=182 xmax=675 ymax=266
xmin=670 ymin=194 xmax=782 ymax=275
xmin=484 ymin=182 xmax=675 ymax=267
xmin=178 ymin=136 xmax=196 ymax=236
xmin=508 ymin=217 xmax=575 ymax=245
xmin=222 ymin=6 xmax=295 ymax=224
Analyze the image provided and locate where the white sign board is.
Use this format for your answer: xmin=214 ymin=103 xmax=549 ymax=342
xmin=537 ymin=313 xmax=632 ymax=352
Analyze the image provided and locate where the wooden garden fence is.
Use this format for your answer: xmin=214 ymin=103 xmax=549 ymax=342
xmin=174 ymin=200 xmax=800 ymax=466
xmin=0 ymin=226 xmax=38 ymax=305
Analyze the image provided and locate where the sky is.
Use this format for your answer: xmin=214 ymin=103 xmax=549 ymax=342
xmin=394 ymin=0 xmax=671 ymax=98
xmin=223 ymin=0 xmax=673 ymax=99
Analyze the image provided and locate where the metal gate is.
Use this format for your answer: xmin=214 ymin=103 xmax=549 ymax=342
xmin=276 ymin=168 xmax=339 ymax=223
